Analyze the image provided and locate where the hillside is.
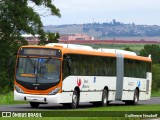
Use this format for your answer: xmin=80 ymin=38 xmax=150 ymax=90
xmin=43 ymin=20 xmax=160 ymax=40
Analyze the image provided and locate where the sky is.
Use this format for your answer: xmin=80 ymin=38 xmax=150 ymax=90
xmin=35 ymin=0 xmax=160 ymax=26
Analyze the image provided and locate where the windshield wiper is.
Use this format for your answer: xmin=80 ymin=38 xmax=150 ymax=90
xmin=26 ymin=56 xmax=39 ymax=84
xmin=26 ymin=56 xmax=35 ymax=69
xmin=39 ymin=57 xmax=52 ymax=68
xmin=26 ymin=56 xmax=38 ymax=77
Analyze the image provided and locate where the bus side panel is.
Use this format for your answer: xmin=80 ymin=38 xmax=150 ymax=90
xmin=62 ymin=76 xmax=116 ymax=102
xmin=122 ymin=77 xmax=149 ymax=100
xmin=59 ymin=92 xmax=73 ymax=103
xmin=139 ymin=72 xmax=152 ymax=100
xmin=80 ymin=92 xmax=102 ymax=102
xmin=139 ymin=92 xmax=151 ymax=100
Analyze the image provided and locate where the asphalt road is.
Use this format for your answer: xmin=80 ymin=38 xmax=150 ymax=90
xmin=0 ymin=97 xmax=160 ymax=111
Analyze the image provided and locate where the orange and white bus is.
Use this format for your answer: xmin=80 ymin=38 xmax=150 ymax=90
xmin=14 ymin=43 xmax=152 ymax=108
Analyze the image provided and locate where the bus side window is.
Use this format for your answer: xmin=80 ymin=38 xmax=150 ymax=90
xmin=62 ymin=60 xmax=71 ymax=80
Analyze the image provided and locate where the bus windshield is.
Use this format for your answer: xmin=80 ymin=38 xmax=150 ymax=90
xmin=16 ymin=57 xmax=60 ymax=84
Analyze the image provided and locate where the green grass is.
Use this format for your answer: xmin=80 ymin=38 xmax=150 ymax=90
xmin=88 ymin=104 xmax=160 ymax=111
xmin=0 ymin=118 xmax=140 ymax=120
xmin=151 ymin=90 xmax=160 ymax=97
xmin=0 ymin=92 xmax=28 ymax=105
xmin=1 ymin=105 xmax=159 ymax=119
xmin=0 ymin=92 xmax=159 ymax=120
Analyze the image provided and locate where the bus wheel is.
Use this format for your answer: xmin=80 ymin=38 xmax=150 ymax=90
xmin=101 ymin=89 xmax=108 ymax=107
xmin=30 ymin=102 xmax=39 ymax=108
xmin=125 ymin=90 xmax=139 ymax=105
xmin=71 ymin=90 xmax=79 ymax=109
xmin=132 ymin=89 xmax=139 ymax=105
xmin=125 ymin=101 xmax=131 ymax=105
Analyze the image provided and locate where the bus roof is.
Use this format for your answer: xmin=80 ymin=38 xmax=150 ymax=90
xmin=21 ymin=43 xmax=152 ymax=62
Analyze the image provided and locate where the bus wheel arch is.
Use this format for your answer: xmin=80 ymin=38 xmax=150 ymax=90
xmin=71 ymin=87 xmax=80 ymax=109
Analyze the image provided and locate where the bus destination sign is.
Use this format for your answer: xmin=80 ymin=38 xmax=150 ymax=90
xmin=19 ymin=48 xmax=62 ymax=57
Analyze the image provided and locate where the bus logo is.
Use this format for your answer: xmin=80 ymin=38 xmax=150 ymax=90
xmin=137 ymin=80 xmax=141 ymax=88
xmin=77 ymin=78 xmax=82 ymax=87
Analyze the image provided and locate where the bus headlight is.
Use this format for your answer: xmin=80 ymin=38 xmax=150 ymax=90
xmin=15 ymin=85 xmax=24 ymax=93
xmin=49 ymin=87 xmax=60 ymax=95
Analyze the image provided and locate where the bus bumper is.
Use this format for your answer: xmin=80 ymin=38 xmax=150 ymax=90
xmin=14 ymin=90 xmax=61 ymax=103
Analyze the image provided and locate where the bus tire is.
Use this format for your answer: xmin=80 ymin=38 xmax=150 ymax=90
xmin=125 ymin=89 xmax=139 ymax=105
xmin=132 ymin=89 xmax=139 ymax=105
xmin=101 ymin=89 xmax=108 ymax=107
xmin=125 ymin=101 xmax=131 ymax=105
xmin=30 ymin=102 xmax=39 ymax=108
xmin=92 ymin=102 xmax=101 ymax=106
xmin=71 ymin=89 xmax=79 ymax=109
xmin=62 ymin=103 xmax=70 ymax=109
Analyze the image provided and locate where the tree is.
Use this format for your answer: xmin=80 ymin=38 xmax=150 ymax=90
xmin=124 ymin=47 xmax=133 ymax=51
xmin=152 ymin=64 xmax=160 ymax=91
xmin=39 ymin=32 xmax=60 ymax=44
xmin=0 ymin=0 xmax=60 ymax=43
xmin=47 ymin=32 xmax=60 ymax=43
xmin=139 ymin=45 xmax=160 ymax=64
xmin=0 ymin=0 xmax=61 ymax=93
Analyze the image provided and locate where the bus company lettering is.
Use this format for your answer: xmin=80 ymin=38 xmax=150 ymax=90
xmin=82 ymin=79 xmax=89 ymax=88
xmin=84 ymin=80 xmax=88 ymax=83
xmin=137 ymin=80 xmax=141 ymax=88
xmin=128 ymin=82 xmax=134 ymax=86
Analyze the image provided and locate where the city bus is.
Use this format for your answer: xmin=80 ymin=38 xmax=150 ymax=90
xmin=14 ymin=43 xmax=152 ymax=108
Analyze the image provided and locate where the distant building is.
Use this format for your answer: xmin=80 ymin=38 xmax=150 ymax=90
xmin=21 ymin=34 xmax=40 ymax=44
xmin=60 ymin=33 xmax=94 ymax=41
xmin=22 ymin=33 xmax=94 ymax=44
